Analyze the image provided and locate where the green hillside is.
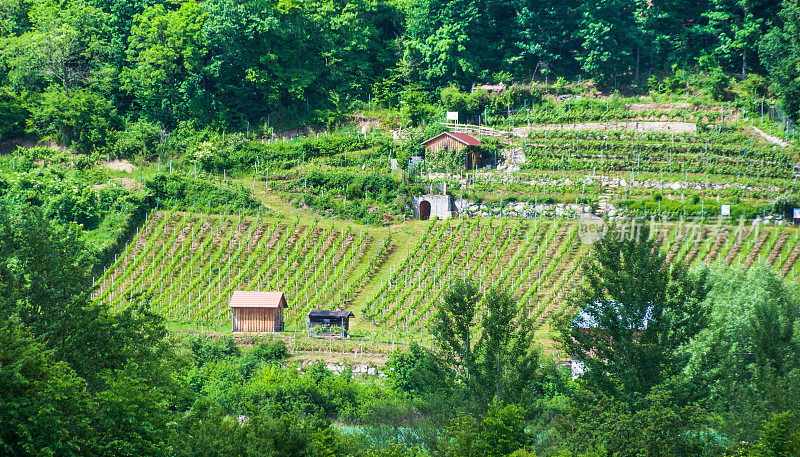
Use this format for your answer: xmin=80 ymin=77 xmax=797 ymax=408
xmin=88 ymin=91 xmax=800 ymax=340
xmin=96 ymin=207 xmax=800 ymax=338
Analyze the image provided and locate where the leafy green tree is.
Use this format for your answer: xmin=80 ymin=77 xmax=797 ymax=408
xmin=512 ymin=0 xmax=580 ymax=78
xmin=399 ymin=84 xmax=433 ymax=126
xmin=704 ymin=0 xmax=779 ymax=76
xmin=28 ymin=88 xmax=119 ymax=152
xmin=474 ymin=287 xmax=539 ymax=407
xmin=683 ymin=265 xmax=800 ymax=442
xmin=759 ymin=0 xmax=800 ymax=120
xmin=563 ymin=386 xmax=712 ymax=457
xmin=706 ymin=67 xmax=731 ymax=100
xmin=403 ymin=0 xmax=518 ymax=86
xmin=640 ymin=0 xmax=713 ymax=70
xmin=92 ymin=360 xmax=180 ymax=457
xmin=386 ymin=342 xmax=453 ymax=396
xmin=121 ymin=0 xmax=207 ymax=125
xmin=576 ymin=0 xmax=641 ymax=86
xmin=0 ymin=0 xmax=31 ymax=37
xmin=753 ymin=411 xmax=800 ymax=457
xmin=433 ymin=281 xmax=544 ymax=410
xmin=1 ymin=0 xmax=112 ymax=95
xmin=0 ymin=203 xmax=180 ymax=390
xmin=558 ymin=225 xmax=709 ymax=401
xmin=0 ymin=318 xmax=94 ymax=456
xmin=432 ymin=278 xmax=480 ymax=382
xmin=0 ymin=88 xmax=27 ymax=141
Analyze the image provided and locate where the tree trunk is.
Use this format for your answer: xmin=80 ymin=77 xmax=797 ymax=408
xmin=62 ymin=63 xmax=70 ymax=98
xmin=464 ymin=332 xmax=470 ymax=381
xmin=635 ymin=46 xmax=640 ymax=84
xmin=741 ymin=49 xmax=746 ymax=79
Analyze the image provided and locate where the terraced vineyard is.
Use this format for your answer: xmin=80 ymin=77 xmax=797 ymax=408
xmin=519 ymin=129 xmax=797 ymax=179
xmin=95 ymin=209 xmax=800 ymax=334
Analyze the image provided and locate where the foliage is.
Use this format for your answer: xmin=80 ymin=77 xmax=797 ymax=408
xmin=473 ymin=287 xmax=540 ymax=407
xmin=682 ymin=265 xmax=800 ymax=442
xmin=432 ymin=279 xmax=480 ymax=382
xmin=188 ymin=334 xmax=240 ymax=367
xmin=0 ymin=88 xmax=27 ymax=141
xmin=706 ymin=68 xmax=731 ymax=101
xmin=558 ymin=224 xmax=709 ymax=401
xmin=386 ymin=342 xmax=453 ymax=396
xmin=0 ymin=318 xmax=93 ymax=456
xmin=28 ymin=88 xmax=120 ymax=153
xmin=115 ymin=118 xmax=164 ymax=160
xmin=561 ymin=386 xmax=718 ymax=457
xmin=439 ymin=402 xmax=530 ymax=457
xmin=145 ymin=173 xmax=260 ymax=213
xmin=759 ymin=0 xmax=800 ymax=120
xmin=239 ymin=340 xmax=290 ymax=378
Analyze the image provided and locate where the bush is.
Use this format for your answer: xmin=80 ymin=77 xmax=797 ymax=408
xmin=29 ymin=88 xmax=119 ymax=153
xmin=400 ymin=85 xmax=436 ymax=126
xmin=386 ymin=343 xmax=453 ymax=396
xmin=115 ymin=118 xmax=163 ymax=160
xmin=188 ymin=335 xmax=240 ymax=367
xmin=145 ymin=173 xmax=260 ymax=213
xmin=240 ymin=340 xmax=290 ymax=378
xmin=706 ymin=68 xmax=730 ymax=101
xmin=198 ymin=132 xmax=372 ymax=173
xmin=0 ymin=89 xmax=28 ymax=141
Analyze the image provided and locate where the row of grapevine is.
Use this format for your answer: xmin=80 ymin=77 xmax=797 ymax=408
xmin=97 ymin=212 xmax=800 ymax=333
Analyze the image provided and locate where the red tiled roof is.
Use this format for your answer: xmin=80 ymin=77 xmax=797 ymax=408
xmin=420 ymin=131 xmax=483 ymax=147
xmin=228 ymin=291 xmax=287 ymax=308
xmin=449 ymin=132 xmax=482 ymax=146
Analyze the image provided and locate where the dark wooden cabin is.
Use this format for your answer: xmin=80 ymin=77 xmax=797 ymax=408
xmin=306 ymin=310 xmax=354 ymax=338
xmin=229 ymin=291 xmax=287 ymax=333
xmin=421 ymin=132 xmax=483 ymax=170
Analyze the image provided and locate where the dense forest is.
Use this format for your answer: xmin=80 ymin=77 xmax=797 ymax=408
xmin=1 ymin=0 xmax=799 ymax=150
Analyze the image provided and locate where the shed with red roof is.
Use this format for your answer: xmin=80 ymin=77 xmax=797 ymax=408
xmin=421 ymin=132 xmax=483 ymax=169
xmin=229 ymin=291 xmax=287 ymax=333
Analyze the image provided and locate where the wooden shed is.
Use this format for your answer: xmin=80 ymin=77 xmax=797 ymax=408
xmin=306 ymin=310 xmax=354 ymax=338
xmin=421 ymin=132 xmax=483 ymax=169
xmin=229 ymin=291 xmax=287 ymax=333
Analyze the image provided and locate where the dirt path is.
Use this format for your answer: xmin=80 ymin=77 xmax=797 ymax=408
xmin=512 ymin=121 xmax=697 ymax=136
xmin=752 ymin=126 xmax=791 ymax=148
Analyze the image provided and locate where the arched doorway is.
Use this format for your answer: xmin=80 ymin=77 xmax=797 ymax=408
xmin=419 ymin=200 xmax=431 ymax=220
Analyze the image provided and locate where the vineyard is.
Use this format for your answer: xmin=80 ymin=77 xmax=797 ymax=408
xmin=85 ymin=93 xmax=800 ymax=347
xmin=517 ymin=129 xmax=797 ymax=179
xmin=95 ymin=208 xmax=800 ymax=338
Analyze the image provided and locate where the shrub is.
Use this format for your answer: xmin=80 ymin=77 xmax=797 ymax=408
xmin=0 ymin=89 xmax=28 ymax=141
xmin=706 ymin=68 xmax=730 ymax=101
xmin=240 ymin=340 xmax=290 ymax=378
xmin=188 ymin=335 xmax=240 ymax=367
xmin=29 ymin=88 xmax=119 ymax=153
xmin=115 ymin=118 xmax=163 ymax=160
xmin=145 ymin=173 xmax=260 ymax=213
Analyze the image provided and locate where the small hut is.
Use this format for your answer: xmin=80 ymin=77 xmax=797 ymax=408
xmin=229 ymin=291 xmax=287 ymax=333
xmin=421 ymin=132 xmax=483 ymax=170
xmin=306 ymin=310 xmax=354 ymax=338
